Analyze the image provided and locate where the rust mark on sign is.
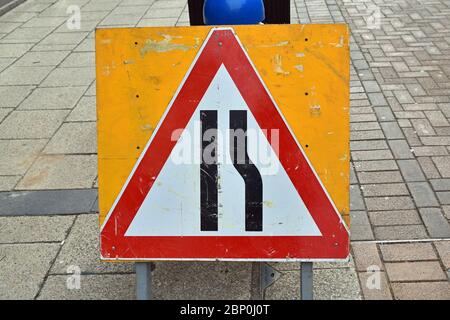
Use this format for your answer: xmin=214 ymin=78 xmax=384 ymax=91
xmin=140 ymin=34 xmax=191 ymax=56
xmin=273 ymin=54 xmax=290 ymax=75
xmin=248 ymin=40 xmax=290 ymax=48
xmin=294 ymin=64 xmax=304 ymax=72
xmin=310 ymin=104 xmax=321 ymax=117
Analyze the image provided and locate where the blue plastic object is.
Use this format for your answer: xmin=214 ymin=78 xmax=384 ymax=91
xmin=203 ymin=0 xmax=265 ymax=25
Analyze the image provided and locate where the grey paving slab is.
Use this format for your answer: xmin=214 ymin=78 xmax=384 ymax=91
xmin=0 ymin=22 xmax=21 ymax=33
xmin=53 ymin=20 xmax=99 ymax=33
xmin=32 ymin=43 xmax=76 ymax=51
xmin=0 ymin=110 xmax=68 ymax=138
xmin=59 ymin=52 xmax=95 ymax=68
xmin=0 ymin=107 xmax=11 ymax=122
xmin=412 ymin=146 xmax=448 ymax=157
xmin=0 ymin=139 xmax=46 ymax=175
xmin=0 ymin=86 xmax=35 ymax=108
xmin=350 ymin=185 xmax=365 ymax=211
xmin=0 ymin=189 xmax=97 ymax=216
xmin=432 ymin=156 xmax=450 ymax=178
xmin=40 ymin=32 xmax=88 ymax=45
xmin=270 ymin=258 xmax=355 ymax=272
xmin=12 ymin=1 xmax=51 ymax=13
xmin=353 ymin=160 xmax=398 ymax=172
xmin=0 ymin=243 xmax=60 ymax=299
xmin=437 ymin=192 xmax=450 ymax=205
xmin=111 ymin=5 xmax=150 ymax=15
xmin=21 ymin=16 xmax=66 ymax=28
xmin=389 ymin=140 xmax=414 ymax=159
xmin=361 ymin=183 xmax=409 ymax=197
xmin=0 ymin=9 xmax=35 ymax=22
xmin=44 ymin=122 xmax=97 ymax=154
xmin=398 ymin=159 xmax=426 ymax=182
xmin=16 ymin=154 xmax=97 ymax=190
xmin=408 ymin=182 xmax=439 ymax=207
xmin=13 ymin=50 xmax=70 ymax=67
xmin=152 ymin=261 xmax=252 ymax=300
xmin=66 ymin=96 xmax=96 ymax=122
xmin=374 ymin=106 xmax=396 ymax=122
xmin=391 ymin=282 xmax=450 ymax=300
xmin=0 ymin=26 xmax=54 ymax=43
xmin=357 ymin=171 xmax=404 ymax=184
xmin=350 ymin=210 xmax=374 ymax=240
xmin=0 ymin=56 xmax=14 ymax=72
xmin=18 ymin=86 xmax=86 ymax=110
xmin=374 ymin=225 xmax=428 ymax=240
xmin=143 ymin=8 xmax=182 ymax=19
xmin=430 ymin=179 xmax=450 ymax=191
xmin=99 ymin=14 xmax=143 ymax=26
xmin=73 ymin=37 xmax=95 ymax=52
xmin=365 ymin=196 xmax=415 ymax=211
xmin=38 ymin=274 xmax=135 ymax=300
xmin=266 ymin=268 xmax=361 ymax=300
xmin=40 ymin=67 xmax=95 ymax=87
xmin=0 ymin=175 xmax=20 ymax=191
xmin=380 ymin=243 xmax=437 ymax=262
xmin=369 ymin=210 xmax=422 ymax=226
xmin=50 ymin=214 xmax=133 ymax=275
xmin=351 ymin=150 xmax=393 ymax=161
xmin=380 ymin=122 xmax=404 ymax=139
xmin=0 ymin=43 xmax=32 ymax=57
xmin=0 ymin=66 xmax=53 ymax=85
xmin=0 ymin=215 xmax=75 ymax=243
xmin=419 ymin=208 xmax=450 ymax=238
xmin=418 ymin=157 xmax=441 ymax=179
xmin=137 ymin=18 xmax=178 ymax=27
xmin=84 ymin=80 xmax=95 ymax=96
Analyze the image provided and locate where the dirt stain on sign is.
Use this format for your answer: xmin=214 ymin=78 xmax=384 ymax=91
xmin=140 ymin=34 xmax=191 ymax=56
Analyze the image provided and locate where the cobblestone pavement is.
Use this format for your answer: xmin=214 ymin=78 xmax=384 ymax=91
xmin=0 ymin=0 xmax=449 ymax=299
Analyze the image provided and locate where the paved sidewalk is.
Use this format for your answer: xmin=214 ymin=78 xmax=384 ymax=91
xmin=0 ymin=0 xmax=449 ymax=300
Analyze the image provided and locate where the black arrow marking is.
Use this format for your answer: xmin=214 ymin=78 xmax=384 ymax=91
xmin=200 ymin=110 xmax=218 ymax=231
xmin=230 ymin=110 xmax=263 ymax=231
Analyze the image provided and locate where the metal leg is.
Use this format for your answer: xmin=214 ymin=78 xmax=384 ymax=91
xmin=135 ymin=262 xmax=152 ymax=300
xmin=300 ymin=262 xmax=313 ymax=300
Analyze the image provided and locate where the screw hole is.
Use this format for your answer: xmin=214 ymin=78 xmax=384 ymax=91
xmin=305 ymin=38 xmax=308 ymax=41
xmin=134 ymin=41 xmax=138 ymax=45
xmin=305 ymin=144 xmax=309 ymax=148
xmin=137 ymin=146 xmax=140 ymax=150
xmin=136 ymin=94 xmax=139 ymax=98
xmin=305 ymin=92 xmax=308 ymax=96
xmin=270 ymin=273 xmax=275 ymax=277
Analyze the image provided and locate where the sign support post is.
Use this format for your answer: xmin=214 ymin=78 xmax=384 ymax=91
xmin=300 ymin=262 xmax=313 ymax=300
xmin=136 ymin=262 xmax=152 ymax=300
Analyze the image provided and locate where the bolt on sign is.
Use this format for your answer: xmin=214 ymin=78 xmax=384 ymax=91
xmin=96 ymin=25 xmax=350 ymax=261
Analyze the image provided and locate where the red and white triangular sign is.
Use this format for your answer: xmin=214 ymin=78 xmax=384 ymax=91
xmin=100 ymin=28 xmax=349 ymax=261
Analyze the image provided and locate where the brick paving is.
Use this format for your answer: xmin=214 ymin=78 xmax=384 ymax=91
xmin=0 ymin=0 xmax=449 ymax=299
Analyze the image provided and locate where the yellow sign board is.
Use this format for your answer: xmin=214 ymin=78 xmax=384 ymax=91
xmin=96 ymin=25 xmax=350 ymax=260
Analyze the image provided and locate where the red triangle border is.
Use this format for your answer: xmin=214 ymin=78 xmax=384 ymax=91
xmin=100 ymin=28 xmax=349 ymax=261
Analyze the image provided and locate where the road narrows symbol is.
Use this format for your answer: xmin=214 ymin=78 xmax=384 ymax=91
xmin=230 ymin=110 xmax=263 ymax=232
xmin=200 ymin=110 xmax=264 ymax=232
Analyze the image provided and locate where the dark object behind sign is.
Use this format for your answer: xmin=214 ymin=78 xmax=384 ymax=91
xmin=187 ymin=0 xmax=290 ymax=25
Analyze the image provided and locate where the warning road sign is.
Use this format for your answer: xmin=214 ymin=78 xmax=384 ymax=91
xmin=97 ymin=25 xmax=350 ymax=261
